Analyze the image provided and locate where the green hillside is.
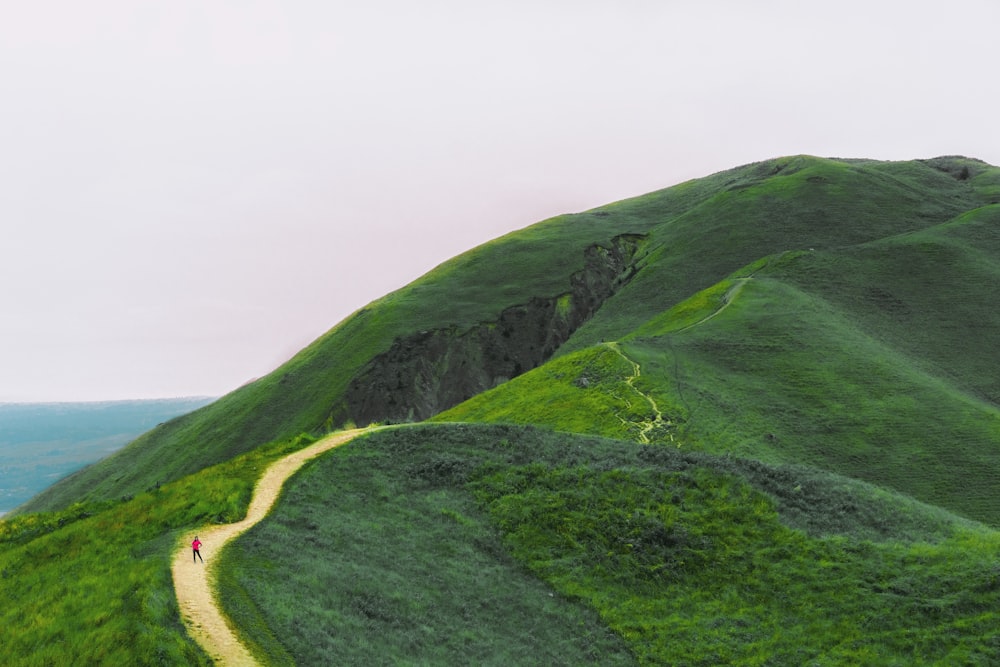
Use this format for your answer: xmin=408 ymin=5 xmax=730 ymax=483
xmin=221 ymin=425 xmax=1000 ymax=665
xmin=439 ymin=202 xmax=1000 ymax=525
xmin=23 ymin=155 xmax=998 ymax=513
xmin=6 ymin=154 xmax=1000 ymax=664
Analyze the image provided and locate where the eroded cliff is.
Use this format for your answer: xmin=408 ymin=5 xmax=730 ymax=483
xmin=344 ymin=234 xmax=646 ymax=424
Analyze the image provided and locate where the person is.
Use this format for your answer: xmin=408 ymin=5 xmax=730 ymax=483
xmin=192 ymin=536 xmax=204 ymax=563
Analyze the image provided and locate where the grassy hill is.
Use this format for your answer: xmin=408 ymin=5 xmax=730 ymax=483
xmin=438 ymin=201 xmax=1000 ymax=525
xmin=23 ymin=155 xmax=998 ymax=512
xmin=5 ymin=154 xmax=1000 ymax=664
xmin=221 ymin=424 xmax=1000 ymax=665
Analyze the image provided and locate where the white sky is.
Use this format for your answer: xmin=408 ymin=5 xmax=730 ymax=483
xmin=2 ymin=1 xmax=998 ymax=402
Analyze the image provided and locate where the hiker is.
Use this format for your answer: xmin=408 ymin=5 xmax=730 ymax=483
xmin=192 ymin=536 xmax=204 ymax=563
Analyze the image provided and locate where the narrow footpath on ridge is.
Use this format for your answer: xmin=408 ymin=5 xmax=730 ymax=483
xmin=171 ymin=427 xmax=369 ymax=666
xmin=677 ymin=277 xmax=751 ymax=333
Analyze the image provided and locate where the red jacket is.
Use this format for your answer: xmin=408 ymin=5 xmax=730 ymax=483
xmin=192 ymin=539 xmax=201 ymax=551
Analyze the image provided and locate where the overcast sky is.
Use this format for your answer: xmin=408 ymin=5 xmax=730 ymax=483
xmin=2 ymin=1 xmax=998 ymax=402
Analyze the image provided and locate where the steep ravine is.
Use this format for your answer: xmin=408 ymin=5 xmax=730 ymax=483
xmin=344 ymin=234 xmax=646 ymax=425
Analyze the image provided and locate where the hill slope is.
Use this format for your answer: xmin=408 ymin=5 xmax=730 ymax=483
xmin=222 ymin=424 xmax=1000 ymax=665
xmin=7 ymin=154 xmax=1000 ymax=664
xmin=20 ymin=155 xmax=1000 ymax=514
xmin=438 ymin=195 xmax=1000 ymax=524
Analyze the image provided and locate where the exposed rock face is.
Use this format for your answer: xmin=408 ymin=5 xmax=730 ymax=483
xmin=345 ymin=234 xmax=646 ymax=425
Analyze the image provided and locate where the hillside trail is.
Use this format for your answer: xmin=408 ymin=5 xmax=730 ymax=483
xmin=676 ymin=253 xmax=786 ymax=333
xmin=603 ymin=342 xmax=669 ymax=444
xmin=171 ymin=427 xmax=369 ymax=666
xmin=676 ymin=277 xmax=751 ymax=333
xmin=600 ymin=274 xmax=757 ymax=443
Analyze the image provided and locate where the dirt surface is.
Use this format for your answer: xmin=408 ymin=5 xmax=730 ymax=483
xmin=171 ymin=428 xmax=367 ymax=666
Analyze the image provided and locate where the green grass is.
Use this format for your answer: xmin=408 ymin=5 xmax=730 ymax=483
xmin=0 ymin=433 xmax=317 ymax=666
xmin=220 ymin=426 xmax=636 ymax=666
xmin=440 ymin=206 xmax=1000 ymax=527
xmin=473 ymin=465 xmax=1000 ymax=665
xmin=557 ymin=156 xmax=987 ymax=352
xmin=221 ymin=424 xmax=1000 ymax=665
xmin=434 ymin=344 xmax=654 ymax=440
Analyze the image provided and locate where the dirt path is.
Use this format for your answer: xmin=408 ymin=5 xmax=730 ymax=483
xmin=677 ymin=277 xmax=751 ymax=332
xmin=604 ymin=342 xmax=671 ymax=444
xmin=171 ymin=428 xmax=368 ymax=666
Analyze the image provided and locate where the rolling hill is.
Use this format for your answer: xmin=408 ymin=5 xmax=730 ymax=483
xmin=5 ymin=154 xmax=1000 ymax=664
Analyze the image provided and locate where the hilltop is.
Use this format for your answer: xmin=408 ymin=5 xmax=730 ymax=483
xmin=5 ymin=155 xmax=1000 ymax=664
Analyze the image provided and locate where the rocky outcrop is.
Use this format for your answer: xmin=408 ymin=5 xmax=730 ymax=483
xmin=344 ymin=234 xmax=646 ymax=425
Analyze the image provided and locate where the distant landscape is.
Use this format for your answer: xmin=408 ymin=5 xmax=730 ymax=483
xmin=0 ymin=398 xmax=213 ymax=515
xmin=6 ymin=155 xmax=1000 ymax=664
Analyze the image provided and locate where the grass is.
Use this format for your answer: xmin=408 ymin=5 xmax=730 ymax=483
xmin=469 ymin=453 xmax=1000 ymax=664
xmin=4 ymin=421 xmax=991 ymax=664
xmin=557 ymin=155 xmax=986 ymax=353
xmin=440 ymin=208 xmax=1000 ymax=527
xmin=220 ymin=423 xmax=1000 ymax=664
xmin=433 ymin=344 xmax=652 ymax=440
xmin=0 ymin=433 xmax=317 ymax=666
xmin=219 ymin=426 xmax=635 ymax=666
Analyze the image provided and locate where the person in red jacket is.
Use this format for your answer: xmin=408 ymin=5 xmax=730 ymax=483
xmin=192 ymin=536 xmax=204 ymax=563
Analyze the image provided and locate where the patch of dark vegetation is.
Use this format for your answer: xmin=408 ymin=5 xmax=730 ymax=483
xmin=754 ymin=158 xmax=790 ymax=178
xmin=630 ymin=440 xmax=967 ymax=542
xmin=344 ymin=234 xmax=646 ymax=425
xmin=865 ymin=286 xmax=910 ymax=314
xmin=406 ymin=452 xmax=476 ymax=488
xmin=920 ymin=155 xmax=987 ymax=181
xmin=365 ymin=424 xmax=969 ymax=544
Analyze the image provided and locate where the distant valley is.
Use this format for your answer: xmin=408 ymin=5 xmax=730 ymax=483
xmin=0 ymin=398 xmax=213 ymax=515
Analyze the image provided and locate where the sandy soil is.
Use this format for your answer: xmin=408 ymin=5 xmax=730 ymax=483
xmin=171 ymin=428 xmax=366 ymax=666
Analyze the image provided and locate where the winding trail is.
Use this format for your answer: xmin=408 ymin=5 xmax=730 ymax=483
xmin=602 ymin=274 xmax=756 ymax=443
xmin=171 ymin=428 xmax=368 ymax=666
xmin=604 ymin=342 xmax=670 ymax=444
